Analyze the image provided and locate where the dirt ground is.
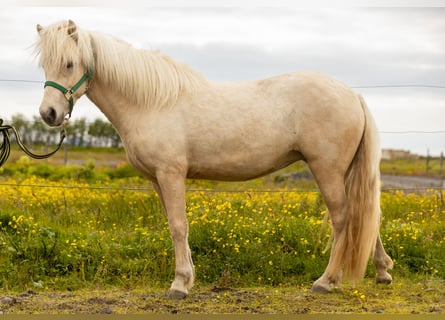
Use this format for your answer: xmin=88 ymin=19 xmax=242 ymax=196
xmin=1 ymin=280 xmax=444 ymax=314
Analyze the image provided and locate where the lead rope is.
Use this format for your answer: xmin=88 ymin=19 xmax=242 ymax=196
xmin=0 ymin=118 xmax=66 ymax=167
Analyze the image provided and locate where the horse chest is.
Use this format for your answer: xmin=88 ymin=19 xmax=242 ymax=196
xmin=122 ymin=130 xmax=188 ymax=180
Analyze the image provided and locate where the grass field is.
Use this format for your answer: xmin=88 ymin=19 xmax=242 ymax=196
xmin=0 ymin=149 xmax=444 ymax=314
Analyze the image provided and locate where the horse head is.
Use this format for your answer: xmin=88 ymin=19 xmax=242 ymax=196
xmin=36 ymin=20 xmax=93 ymax=126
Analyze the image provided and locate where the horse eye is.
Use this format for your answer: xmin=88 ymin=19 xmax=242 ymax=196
xmin=66 ymin=61 xmax=74 ymax=69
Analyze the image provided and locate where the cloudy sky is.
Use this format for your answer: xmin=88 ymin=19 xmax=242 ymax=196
xmin=0 ymin=5 xmax=444 ymax=155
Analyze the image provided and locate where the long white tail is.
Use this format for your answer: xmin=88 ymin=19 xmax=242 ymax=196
xmin=332 ymin=95 xmax=381 ymax=280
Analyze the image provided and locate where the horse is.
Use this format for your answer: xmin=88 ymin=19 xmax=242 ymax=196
xmin=35 ymin=20 xmax=393 ymax=299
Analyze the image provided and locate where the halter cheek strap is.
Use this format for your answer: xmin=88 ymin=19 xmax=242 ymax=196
xmin=44 ymin=67 xmax=94 ymax=118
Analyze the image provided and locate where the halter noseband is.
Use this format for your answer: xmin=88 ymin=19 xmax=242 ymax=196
xmin=44 ymin=67 xmax=94 ymax=118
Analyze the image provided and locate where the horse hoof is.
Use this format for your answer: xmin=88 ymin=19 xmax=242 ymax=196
xmin=311 ymin=284 xmax=332 ymax=294
xmin=376 ymin=275 xmax=393 ymax=285
xmin=167 ymin=289 xmax=187 ymax=300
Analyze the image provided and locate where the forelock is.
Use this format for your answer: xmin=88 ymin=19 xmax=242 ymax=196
xmin=35 ymin=21 xmax=91 ymax=70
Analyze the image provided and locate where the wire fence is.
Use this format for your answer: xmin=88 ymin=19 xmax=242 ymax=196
xmin=351 ymin=84 xmax=445 ymax=89
xmin=0 ymin=180 xmax=442 ymax=194
xmin=3 ymin=79 xmax=445 ymax=89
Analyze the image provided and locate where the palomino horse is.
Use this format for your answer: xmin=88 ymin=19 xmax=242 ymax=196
xmin=35 ymin=20 xmax=393 ymax=299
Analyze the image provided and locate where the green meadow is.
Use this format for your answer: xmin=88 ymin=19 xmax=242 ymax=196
xmin=0 ymin=150 xmax=443 ymax=313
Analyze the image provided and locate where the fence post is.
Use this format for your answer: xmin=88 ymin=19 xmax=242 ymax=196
xmin=64 ymin=143 xmax=68 ymax=166
xmin=426 ymin=148 xmax=430 ymax=175
xmin=440 ymin=152 xmax=444 ymax=177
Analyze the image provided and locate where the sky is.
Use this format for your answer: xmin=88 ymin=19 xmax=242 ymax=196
xmin=0 ymin=5 xmax=444 ymax=156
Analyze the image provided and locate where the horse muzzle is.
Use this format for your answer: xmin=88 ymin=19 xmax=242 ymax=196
xmin=39 ymin=105 xmax=65 ymax=127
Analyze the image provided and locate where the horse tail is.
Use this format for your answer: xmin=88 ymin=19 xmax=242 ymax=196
xmin=335 ymin=95 xmax=381 ymax=281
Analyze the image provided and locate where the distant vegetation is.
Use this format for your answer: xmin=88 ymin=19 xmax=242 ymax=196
xmin=380 ymin=157 xmax=445 ymax=177
xmin=2 ymin=113 xmax=122 ymax=149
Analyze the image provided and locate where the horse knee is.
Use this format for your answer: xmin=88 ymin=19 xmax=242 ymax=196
xmin=168 ymin=219 xmax=188 ymax=240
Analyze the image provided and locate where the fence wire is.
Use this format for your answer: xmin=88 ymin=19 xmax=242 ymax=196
xmin=0 ymin=181 xmax=442 ymax=194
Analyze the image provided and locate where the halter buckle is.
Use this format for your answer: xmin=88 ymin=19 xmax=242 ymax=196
xmin=64 ymin=90 xmax=73 ymax=101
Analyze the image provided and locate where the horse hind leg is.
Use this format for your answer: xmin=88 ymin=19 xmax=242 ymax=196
xmin=308 ymin=156 xmax=380 ymax=293
xmin=373 ymin=234 xmax=393 ymax=284
xmin=309 ymin=167 xmax=348 ymax=293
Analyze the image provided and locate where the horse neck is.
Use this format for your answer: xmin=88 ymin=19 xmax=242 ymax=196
xmin=85 ymin=77 xmax=135 ymax=133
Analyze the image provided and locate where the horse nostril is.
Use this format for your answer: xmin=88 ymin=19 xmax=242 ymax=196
xmin=46 ymin=107 xmax=57 ymax=123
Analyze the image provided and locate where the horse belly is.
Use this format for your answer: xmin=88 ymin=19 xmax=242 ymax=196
xmin=186 ymin=148 xmax=304 ymax=181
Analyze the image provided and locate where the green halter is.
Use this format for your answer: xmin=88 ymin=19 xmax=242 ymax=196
xmin=44 ymin=67 xmax=94 ymax=118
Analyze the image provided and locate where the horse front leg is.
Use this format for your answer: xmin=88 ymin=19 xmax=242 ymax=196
xmin=153 ymin=173 xmax=194 ymax=299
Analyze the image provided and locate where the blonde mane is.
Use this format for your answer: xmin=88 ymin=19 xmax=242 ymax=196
xmin=35 ymin=21 xmax=207 ymax=109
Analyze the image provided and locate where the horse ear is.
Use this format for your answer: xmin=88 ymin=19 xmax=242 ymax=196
xmin=67 ymin=19 xmax=78 ymax=43
xmin=36 ymin=24 xmax=43 ymax=34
